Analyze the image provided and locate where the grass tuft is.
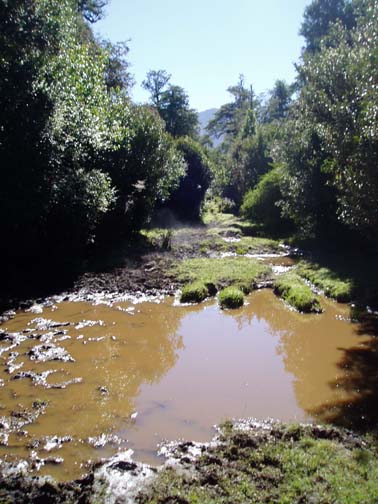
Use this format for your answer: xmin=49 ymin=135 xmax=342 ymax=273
xmin=218 ymin=286 xmax=244 ymax=309
xmin=180 ymin=282 xmax=210 ymax=303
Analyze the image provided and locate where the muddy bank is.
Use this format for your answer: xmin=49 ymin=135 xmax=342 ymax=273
xmin=0 ymin=420 xmax=374 ymax=503
xmin=74 ymin=253 xmax=178 ymax=298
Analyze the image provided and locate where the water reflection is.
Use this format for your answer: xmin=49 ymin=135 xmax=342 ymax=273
xmin=228 ymin=291 xmax=377 ymax=429
xmin=0 ymin=300 xmax=185 ymax=477
xmin=310 ymin=311 xmax=378 ymax=431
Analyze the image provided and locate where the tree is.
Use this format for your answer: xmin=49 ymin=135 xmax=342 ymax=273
xmin=143 ymin=70 xmax=199 ymax=138
xmin=274 ymin=117 xmax=338 ymax=237
xmin=159 ymin=85 xmax=199 ymax=138
xmin=261 ymin=80 xmax=293 ymax=123
xmin=276 ymin=0 xmax=378 ymax=240
xmin=100 ymin=105 xmax=187 ymax=234
xmin=78 ymin=0 xmax=108 ymax=23
xmin=0 ymin=0 xmax=62 ymax=258
xmin=300 ymin=0 xmax=378 ymax=237
xmin=206 ymin=75 xmax=256 ymax=144
xmin=300 ymin=0 xmax=355 ymax=53
xmin=224 ymin=128 xmax=273 ymax=206
xmin=142 ymin=69 xmax=171 ymax=107
xmin=100 ymin=40 xmax=133 ymax=94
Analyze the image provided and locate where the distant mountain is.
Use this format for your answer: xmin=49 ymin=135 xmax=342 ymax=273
xmin=198 ymin=108 xmax=223 ymax=147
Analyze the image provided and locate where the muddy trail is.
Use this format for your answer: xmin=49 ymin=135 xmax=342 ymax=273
xmin=73 ymin=213 xmax=289 ymax=299
xmin=1 ymin=212 xmax=378 ymax=502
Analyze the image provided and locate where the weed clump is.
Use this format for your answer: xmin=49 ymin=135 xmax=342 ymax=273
xmin=180 ymin=282 xmax=209 ymax=303
xmin=274 ymin=273 xmax=322 ymax=313
xmin=218 ymin=287 xmax=244 ymax=309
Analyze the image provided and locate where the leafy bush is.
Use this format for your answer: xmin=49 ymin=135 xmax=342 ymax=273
xmin=101 ymin=105 xmax=186 ymax=236
xmin=218 ymin=287 xmax=244 ymax=309
xmin=240 ymin=166 xmax=290 ymax=232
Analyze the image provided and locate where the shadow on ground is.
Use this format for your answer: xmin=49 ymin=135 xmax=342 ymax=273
xmin=311 ymin=313 xmax=378 ymax=432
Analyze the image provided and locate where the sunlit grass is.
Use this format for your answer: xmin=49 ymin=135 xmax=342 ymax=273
xmin=297 ymin=261 xmax=354 ymax=302
xmin=138 ymin=423 xmax=378 ymax=504
xmin=274 ymin=272 xmax=322 ymax=313
xmin=172 ymin=257 xmax=271 ymax=292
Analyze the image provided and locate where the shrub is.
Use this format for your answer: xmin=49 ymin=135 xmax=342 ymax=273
xmin=240 ymin=166 xmax=290 ymax=232
xmin=218 ymin=287 xmax=244 ymax=309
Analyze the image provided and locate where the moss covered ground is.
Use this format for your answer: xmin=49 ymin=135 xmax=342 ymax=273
xmin=199 ymin=234 xmax=282 ymax=256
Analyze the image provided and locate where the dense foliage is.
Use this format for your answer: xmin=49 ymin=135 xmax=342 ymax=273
xmin=0 ymin=0 xmax=185 ymax=268
xmin=240 ymin=166 xmax=289 ymax=232
xmin=277 ymin=0 xmax=378 ymax=240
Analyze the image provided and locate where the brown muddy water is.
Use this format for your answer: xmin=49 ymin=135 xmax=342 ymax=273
xmin=0 ymin=289 xmax=372 ymax=480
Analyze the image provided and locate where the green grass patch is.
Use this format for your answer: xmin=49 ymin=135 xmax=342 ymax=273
xmin=202 ymin=211 xmax=239 ymax=227
xmin=274 ymin=272 xmax=322 ymax=313
xmin=297 ymin=261 xmax=353 ymax=302
xmin=218 ymin=286 xmax=244 ymax=309
xmin=171 ymin=257 xmax=271 ymax=292
xmin=180 ymin=282 xmax=210 ymax=303
xmin=137 ymin=423 xmax=378 ymax=504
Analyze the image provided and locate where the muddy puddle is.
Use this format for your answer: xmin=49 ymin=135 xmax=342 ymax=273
xmin=0 ymin=288 xmax=372 ymax=480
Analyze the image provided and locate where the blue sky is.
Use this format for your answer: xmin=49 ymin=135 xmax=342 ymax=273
xmin=96 ymin=0 xmax=311 ymax=111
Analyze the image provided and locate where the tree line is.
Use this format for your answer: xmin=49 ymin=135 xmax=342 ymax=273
xmin=207 ymin=0 xmax=378 ymax=245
